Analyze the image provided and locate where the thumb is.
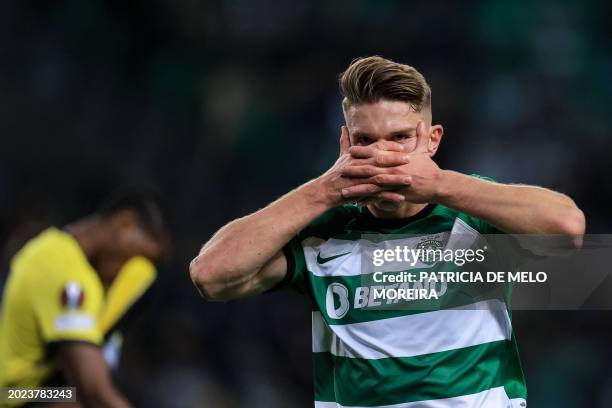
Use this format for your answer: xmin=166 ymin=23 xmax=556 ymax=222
xmin=339 ymin=126 xmax=350 ymax=156
xmin=414 ymin=120 xmax=430 ymax=153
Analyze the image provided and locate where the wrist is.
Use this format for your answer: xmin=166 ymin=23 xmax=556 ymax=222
xmin=432 ymin=169 xmax=459 ymax=204
xmin=301 ymin=177 xmax=338 ymax=211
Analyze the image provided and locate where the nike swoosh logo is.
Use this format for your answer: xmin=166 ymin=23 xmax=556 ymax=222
xmin=317 ymin=251 xmax=351 ymax=264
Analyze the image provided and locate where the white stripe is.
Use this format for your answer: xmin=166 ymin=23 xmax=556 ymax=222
xmin=314 ymin=386 xmax=525 ymax=408
xmin=312 ymin=299 xmax=511 ymax=359
xmin=303 ymin=233 xmax=452 ymax=277
xmin=302 ymin=237 xmax=362 ymax=277
xmin=303 ymin=217 xmax=483 ymax=278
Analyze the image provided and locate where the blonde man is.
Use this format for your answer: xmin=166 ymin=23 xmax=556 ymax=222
xmin=190 ymin=56 xmax=585 ymax=408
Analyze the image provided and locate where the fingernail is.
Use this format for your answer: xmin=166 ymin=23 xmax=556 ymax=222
xmin=403 ymin=155 xmax=411 ymax=162
xmin=403 ymin=177 xmax=411 ymax=184
xmin=341 ymin=189 xmax=349 ymax=197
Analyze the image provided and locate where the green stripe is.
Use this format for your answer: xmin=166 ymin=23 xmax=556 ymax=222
xmin=313 ymin=351 xmax=335 ymax=402
xmin=504 ymin=332 xmax=528 ymax=400
xmin=298 ymin=205 xmax=459 ymax=240
xmin=314 ymin=340 xmax=523 ymax=406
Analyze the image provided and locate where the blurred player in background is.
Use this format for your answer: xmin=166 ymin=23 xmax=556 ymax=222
xmin=190 ymin=56 xmax=585 ymax=407
xmin=0 ymin=188 xmax=169 ymax=407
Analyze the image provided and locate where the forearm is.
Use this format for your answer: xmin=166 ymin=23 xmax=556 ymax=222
xmin=190 ymin=179 xmax=332 ymax=298
xmin=56 ymin=344 xmax=131 ymax=408
xmin=435 ymin=170 xmax=585 ymax=235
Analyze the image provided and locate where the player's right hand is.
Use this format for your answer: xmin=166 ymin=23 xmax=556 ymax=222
xmin=315 ymin=126 xmax=411 ymax=207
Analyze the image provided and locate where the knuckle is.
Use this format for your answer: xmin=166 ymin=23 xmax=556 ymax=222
xmin=354 ymin=147 xmax=366 ymax=157
xmin=375 ymin=155 xmax=386 ymax=166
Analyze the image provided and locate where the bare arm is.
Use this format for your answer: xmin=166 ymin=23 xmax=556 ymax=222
xmin=189 ymin=128 xmax=410 ymax=300
xmin=55 ymin=342 xmax=130 ymax=408
xmin=341 ymin=121 xmax=585 ymax=238
xmin=189 ymin=181 xmax=330 ymax=300
xmin=435 ymin=171 xmax=585 ymax=235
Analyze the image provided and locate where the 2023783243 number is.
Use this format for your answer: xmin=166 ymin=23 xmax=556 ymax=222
xmin=0 ymin=387 xmax=76 ymax=403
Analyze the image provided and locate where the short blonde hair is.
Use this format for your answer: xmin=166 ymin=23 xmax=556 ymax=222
xmin=339 ymin=56 xmax=431 ymax=113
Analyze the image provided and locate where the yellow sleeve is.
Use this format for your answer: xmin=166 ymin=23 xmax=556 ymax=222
xmin=30 ymin=267 xmax=104 ymax=346
xmin=99 ymin=256 xmax=156 ymax=334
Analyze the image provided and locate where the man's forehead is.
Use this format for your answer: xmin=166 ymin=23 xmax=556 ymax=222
xmin=345 ymin=100 xmax=424 ymax=134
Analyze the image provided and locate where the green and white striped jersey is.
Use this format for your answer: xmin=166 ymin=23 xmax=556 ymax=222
xmin=276 ymin=185 xmax=527 ymax=407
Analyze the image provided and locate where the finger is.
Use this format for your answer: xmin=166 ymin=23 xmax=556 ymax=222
xmin=372 ymin=140 xmax=405 ymax=152
xmin=357 ymin=191 xmax=406 ymax=204
xmin=349 ymin=149 xmax=411 ymax=167
xmin=341 ymin=184 xmax=384 ymax=199
xmin=339 ymin=126 xmax=350 ymax=156
xmin=368 ymin=174 xmax=412 ymax=187
xmin=341 ymin=165 xmax=387 ymax=178
xmin=348 ymin=145 xmax=375 ymax=159
xmin=348 ymin=142 xmax=403 ymax=159
xmin=414 ymin=120 xmax=430 ymax=153
xmin=370 ymin=151 xmax=411 ymax=167
xmin=341 ymin=166 xmax=407 ymax=181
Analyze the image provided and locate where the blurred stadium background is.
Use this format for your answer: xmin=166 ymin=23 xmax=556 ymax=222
xmin=0 ymin=0 xmax=611 ymax=407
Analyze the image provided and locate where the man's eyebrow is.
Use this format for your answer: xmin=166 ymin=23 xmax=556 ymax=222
xmin=350 ymin=131 xmax=372 ymax=138
xmin=388 ymin=127 xmax=416 ymax=136
xmin=351 ymin=128 xmax=416 ymax=138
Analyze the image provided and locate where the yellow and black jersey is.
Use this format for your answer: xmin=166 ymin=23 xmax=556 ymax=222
xmin=0 ymin=227 xmax=156 ymax=393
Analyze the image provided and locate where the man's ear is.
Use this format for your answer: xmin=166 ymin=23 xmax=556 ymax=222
xmin=428 ymin=124 xmax=444 ymax=157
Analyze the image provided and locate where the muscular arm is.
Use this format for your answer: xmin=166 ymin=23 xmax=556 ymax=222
xmin=189 ymin=181 xmax=331 ymax=300
xmin=189 ymin=128 xmax=409 ymax=301
xmin=435 ymin=171 xmax=586 ymax=236
xmin=54 ymin=342 xmax=130 ymax=408
xmin=342 ymin=121 xmax=585 ymax=239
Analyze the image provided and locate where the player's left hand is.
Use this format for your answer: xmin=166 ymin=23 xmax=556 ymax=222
xmin=340 ymin=120 xmax=443 ymax=204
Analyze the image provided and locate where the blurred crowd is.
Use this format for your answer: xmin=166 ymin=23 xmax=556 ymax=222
xmin=0 ymin=1 xmax=611 ymax=407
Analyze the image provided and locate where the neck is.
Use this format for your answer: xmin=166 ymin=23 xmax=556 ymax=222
xmin=64 ymin=217 xmax=113 ymax=286
xmin=65 ymin=217 xmax=102 ymax=258
xmin=366 ymin=201 xmax=428 ymax=219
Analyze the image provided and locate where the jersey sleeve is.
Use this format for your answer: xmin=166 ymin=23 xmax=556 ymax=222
xmin=31 ymin=267 xmax=104 ymax=346
xmin=266 ymin=235 xmax=309 ymax=294
xmin=266 ymin=206 xmax=355 ymax=295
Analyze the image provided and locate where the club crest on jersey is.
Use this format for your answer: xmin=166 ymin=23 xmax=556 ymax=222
xmin=416 ymin=238 xmax=444 ymax=265
xmin=60 ymin=281 xmax=85 ymax=309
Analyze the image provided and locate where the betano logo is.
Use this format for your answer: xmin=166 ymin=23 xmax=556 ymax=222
xmin=325 ymin=279 xmax=447 ymax=319
xmin=326 ymin=282 xmax=350 ymax=319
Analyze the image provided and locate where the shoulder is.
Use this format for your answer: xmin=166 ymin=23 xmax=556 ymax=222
xmin=12 ymin=228 xmax=103 ymax=298
xmin=14 ymin=228 xmax=83 ymax=268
